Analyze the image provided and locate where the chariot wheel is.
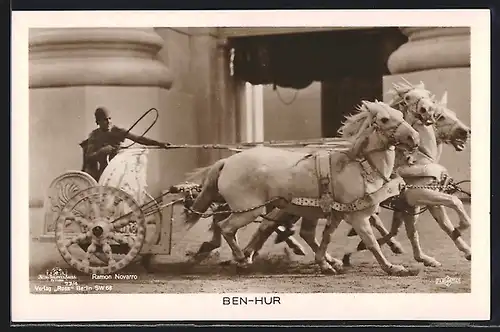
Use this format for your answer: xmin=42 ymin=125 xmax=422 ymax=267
xmin=43 ymin=171 xmax=98 ymax=234
xmin=90 ymin=191 xmax=162 ymax=265
xmin=55 ymin=185 xmax=147 ymax=275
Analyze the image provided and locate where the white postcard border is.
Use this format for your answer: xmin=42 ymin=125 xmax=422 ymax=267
xmin=12 ymin=9 xmax=491 ymax=322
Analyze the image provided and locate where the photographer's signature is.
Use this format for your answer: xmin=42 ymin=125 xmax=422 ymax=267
xmin=435 ymin=275 xmax=461 ymax=287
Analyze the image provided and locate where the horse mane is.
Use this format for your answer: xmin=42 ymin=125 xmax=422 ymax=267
xmin=385 ymin=78 xmax=432 ymax=107
xmin=337 ymin=102 xmax=374 ymax=141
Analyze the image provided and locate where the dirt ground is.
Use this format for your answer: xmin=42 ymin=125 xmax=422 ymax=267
xmin=29 ymin=205 xmax=471 ymax=294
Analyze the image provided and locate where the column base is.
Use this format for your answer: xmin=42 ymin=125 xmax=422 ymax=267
xmin=383 ymin=67 xmax=471 ymax=181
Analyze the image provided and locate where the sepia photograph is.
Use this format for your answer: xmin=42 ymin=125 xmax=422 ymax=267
xmin=12 ymin=10 xmax=490 ymax=322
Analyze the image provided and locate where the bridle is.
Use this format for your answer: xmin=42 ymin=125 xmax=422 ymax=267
xmin=393 ymin=89 xmax=436 ymax=126
xmin=432 ymin=108 xmax=469 ymax=145
xmin=355 ymin=112 xmax=415 ymax=184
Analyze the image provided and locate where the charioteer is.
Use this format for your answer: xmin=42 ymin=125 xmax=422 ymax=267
xmin=81 ymin=107 xmax=171 ymax=182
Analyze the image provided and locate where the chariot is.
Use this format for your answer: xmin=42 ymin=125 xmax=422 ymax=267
xmin=41 ymin=142 xmax=207 ymax=275
xmin=40 ymin=131 xmax=347 ymax=275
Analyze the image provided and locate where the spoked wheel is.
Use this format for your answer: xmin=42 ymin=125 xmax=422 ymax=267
xmin=91 ymin=191 xmax=163 ymax=270
xmin=55 ymin=185 xmax=146 ymax=275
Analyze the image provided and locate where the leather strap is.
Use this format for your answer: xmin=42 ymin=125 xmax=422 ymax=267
xmin=315 ymin=151 xmax=334 ymax=213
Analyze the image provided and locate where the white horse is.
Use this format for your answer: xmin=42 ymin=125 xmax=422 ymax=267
xmin=342 ymin=90 xmax=471 ymax=266
xmin=185 ymin=100 xmax=420 ymax=276
xmin=188 ymin=80 xmax=438 ymax=268
xmin=243 ymin=83 xmax=471 ymax=268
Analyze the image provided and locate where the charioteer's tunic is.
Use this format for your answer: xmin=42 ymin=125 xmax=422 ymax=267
xmin=83 ymin=125 xmax=129 ymax=181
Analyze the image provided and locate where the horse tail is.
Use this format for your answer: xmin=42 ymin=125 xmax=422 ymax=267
xmin=184 ymin=159 xmax=226 ymax=227
xmin=185 ymin=158 xmax=226 ymax=186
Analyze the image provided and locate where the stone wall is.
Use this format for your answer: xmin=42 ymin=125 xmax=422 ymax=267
xmin=263 ymin=83 xmax=322 ymax=141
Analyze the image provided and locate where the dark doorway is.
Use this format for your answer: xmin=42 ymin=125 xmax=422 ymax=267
xmin=319 ymin=28 xmax=408 ymax=136
xmin=229 ymin=27 xmax=408 ymax=137
xmin=322 ymin=77 xmax=383 ymax=137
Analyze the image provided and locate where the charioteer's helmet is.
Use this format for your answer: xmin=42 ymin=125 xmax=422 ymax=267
xmin=94 ymin=107 xmax=111 ymax=122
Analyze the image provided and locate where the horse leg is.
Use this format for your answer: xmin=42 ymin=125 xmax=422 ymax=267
xmin=242 ymin=218 xmax=277 ymax=264
xmin=342 ymin=210 xmax=404 ymax=266
xmin=185 ymin=187 xmax=217 ymax=227
xmin=347 ymin=209 xmax=413 ymax=276
xmin=402 ymin=207 xmax=442 ymax=267
xmin=191 ymin=207 xmax=231 ymax=262
xmin=219 ymin=208 xmax=265 ymax=265
xmin=274 ymin=213 xmax=299 ymax=243
xmin=428 ymin=205 xmax=471 ymax=260
xmin=300 ymin=218 xmax=343 ymax=269
xmin=243 ymin=211 xmax=306 ymax=263
xmin=315 ymin=214 xmax=344 ymax=274
xmin=405 ymin=188 xmax=471 ymax=233
xmin=266 ymin=210 xmax=305 ymax=254
xmin=346 ymin=212 xmax=403 ymax=254
xmin=282 ymin=232 xmax=307 ymax=256
xmin=369 ymin=213 xmax=405 ymax=254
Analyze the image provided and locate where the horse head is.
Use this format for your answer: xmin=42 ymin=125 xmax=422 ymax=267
xmin=339 ymin=100 xmax=420 ymax=158
xmin=432 ymin=91 xmax=471 ymax=151
xmin=362 ymin=100 xmax=420 ymax=151
xmin=387 ymin=79 xmax=437 ymax=126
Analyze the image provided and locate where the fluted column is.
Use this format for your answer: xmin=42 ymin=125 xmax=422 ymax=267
xmin=30 ymin=28 xmax=173 ymax=88
xmin=383 ymin=27 xmax=471 ymax=182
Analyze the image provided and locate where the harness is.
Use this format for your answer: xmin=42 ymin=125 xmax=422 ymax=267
xmin=291 ymin=150 xmax=405 ymax=213
xmin=291 ymin=119 xmax=409 ymax=215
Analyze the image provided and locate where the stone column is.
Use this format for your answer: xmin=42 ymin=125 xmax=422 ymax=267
xmin=29 ymin=28 xmax=173 ymax=237
xmin=188 ymin=31 xmax=241 ymax=166
xmin=214 ymin=38 xmax=240 ymax=160
xmin=383 ymin=27 xmax=471 ymax=181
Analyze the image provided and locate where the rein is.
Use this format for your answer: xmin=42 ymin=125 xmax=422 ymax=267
xmin=356 ymin=118 xmax=410 ymax=184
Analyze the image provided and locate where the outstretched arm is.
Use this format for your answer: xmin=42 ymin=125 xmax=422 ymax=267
xmin=124 ymin=131 xmax=170 ymax=148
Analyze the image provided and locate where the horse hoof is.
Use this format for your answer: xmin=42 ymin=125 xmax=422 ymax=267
xmin=342 ymin=254 xmax=352 ymax=267
xmin=321 ymin=267 xmax=337 ymax=275
xmin=390 ymin=244 xmax=404 ymax=255
xmin=465 ymin=254 xmax=471 ymax=261
xmin=388 ymin=264 xmax=419 ymax=276
xmin=189 ymin=252 xmax=211 ymax=264
xmin=326 ymin=258 xmax=344 ymax=272
xmin=423 ymin=258 xmax=442 ymax=268
xmin=235 ymin=260 xmax=252 ymax=272
xmin=332 ymin=265 xmax=345 ymax=274
xmin=405 ymin=267 xmax=421 ymax=276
